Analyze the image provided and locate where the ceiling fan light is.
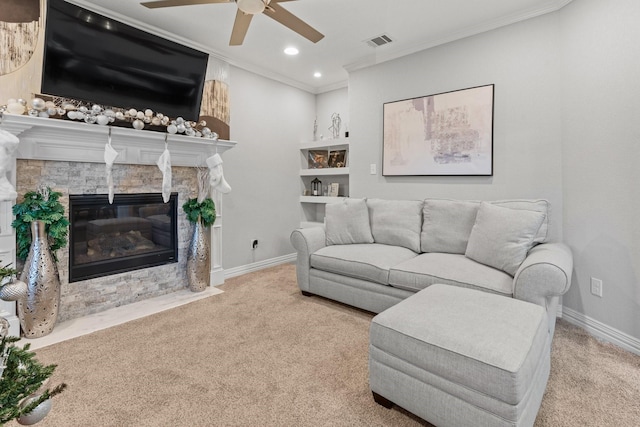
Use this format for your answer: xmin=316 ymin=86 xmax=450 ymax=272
xmin=236 ymin=0 xmax=266 ymax=15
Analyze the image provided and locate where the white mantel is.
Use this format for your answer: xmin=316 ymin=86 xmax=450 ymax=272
xmin=0 ymin=113 xmax=236 ymax=337
xmin=1 ymin=113 xmax=236 ymax=165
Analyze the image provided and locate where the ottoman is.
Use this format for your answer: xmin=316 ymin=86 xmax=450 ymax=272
xmin=369 ymin=284 xmax=551 ymax=427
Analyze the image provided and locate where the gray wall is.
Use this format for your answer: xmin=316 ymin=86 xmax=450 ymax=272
xmin=560 ymin=0 xmax=640 ymax=338
xmin=346 ymin=0 xmax=639 ymax=341
xmin=222 ymin=66 xmax=315 ymax=268
xmin=348 ymin=13 xmax=564 ymax=241
xmin=316 ymin=88 xmax=349 ymax=140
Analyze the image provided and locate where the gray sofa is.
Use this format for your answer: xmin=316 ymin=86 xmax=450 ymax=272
xmin=290 ymin=198 xmax=573 ymax=335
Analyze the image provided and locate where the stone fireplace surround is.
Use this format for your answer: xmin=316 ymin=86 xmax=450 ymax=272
xmin=0 ymin=114 xmax=235 ymax=335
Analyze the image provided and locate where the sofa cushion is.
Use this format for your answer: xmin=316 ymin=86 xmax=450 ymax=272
xmin=492 ymin=199 xmax=550 ymax=243
xmin=388 ymin=253 xmax=513 ymax=296
xmin=465 ymin=202 xmax=546 ymax=276
xmin=311 ymin=243 xmax=418 ymax=285
xmin=325 ymin=198 xmax=374 ymax=245
xmin=367 ymin=199 xmax=423 ymax=253
xmin=421 ymin=199 xmax=480 ymax=254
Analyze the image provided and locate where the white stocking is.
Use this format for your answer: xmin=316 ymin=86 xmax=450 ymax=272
xmin=206 ymin=153 xmax=231 ymax=194
xmin=156 ymin=146 xmax=172 ymax=203
xmin=104 ymin=139 xmax=119 ymax=204
xmin=0 ymin=129 xmax=19 ymax=201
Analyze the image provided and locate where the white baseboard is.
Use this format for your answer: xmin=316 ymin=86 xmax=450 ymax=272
xmin=224 ymin=253 xmax=296 ymax=279
xmin=561 ymin=306 xmax=640 ymax=356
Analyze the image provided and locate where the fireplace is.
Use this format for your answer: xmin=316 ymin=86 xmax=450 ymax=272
xmin=69 ymin=193 xmax=178 ymax=282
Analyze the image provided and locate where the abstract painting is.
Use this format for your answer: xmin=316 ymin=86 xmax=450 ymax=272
xmin=383 ymin=84 xmax=494 ymax=176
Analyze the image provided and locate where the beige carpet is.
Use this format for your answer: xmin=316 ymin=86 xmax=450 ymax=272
xmin=10 ymin=264 xmax=640 ymax=427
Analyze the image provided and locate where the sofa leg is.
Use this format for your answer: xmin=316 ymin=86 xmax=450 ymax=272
xmin=301 ymin=290 xmax=314 ymax=297
xmin=372 ymin=392 xmax=393 ymax=409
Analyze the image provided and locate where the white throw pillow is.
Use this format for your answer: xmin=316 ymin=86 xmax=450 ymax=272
xmin=465 ymin=202 xmax=545 ymax=276
xmin=325 ymin=198 xmax=374 ymax=245
xmin=367 ymin=198 xmax=423 ymax=253
xmin=421 ymin=199 xmax=480 ymax=254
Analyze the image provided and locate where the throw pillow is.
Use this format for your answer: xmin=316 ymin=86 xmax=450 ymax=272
xmin=492 ymin=199 xmax=550 ymax=243
xmin=421 ymin=199 xmax=480 ymax=254
xmin=367 ymin=199 xmax=422 ymax=253
xmin=325 ymin=198 xmax=374 ymax=245
xmin=465 ymin=202 xmax=545 ymax=276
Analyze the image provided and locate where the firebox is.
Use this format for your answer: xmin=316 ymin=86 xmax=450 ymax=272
xmin=69 ymin=193 xmax=178 ymax=282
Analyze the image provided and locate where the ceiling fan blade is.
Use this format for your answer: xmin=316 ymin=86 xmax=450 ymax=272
xmin=141 ymin=0 xmax=229 ymax=9
xmin=264 ymin=2 xmax=324 ymax=43
xmin=229 ymin=9 xmax=253 ymax=46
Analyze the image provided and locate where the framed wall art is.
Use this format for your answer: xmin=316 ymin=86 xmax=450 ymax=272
xmin=382 ymin=84 xmax=494 ymax=176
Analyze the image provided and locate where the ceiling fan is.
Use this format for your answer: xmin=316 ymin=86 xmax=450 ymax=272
xmin=140 ymin=0 xmax=324 ymax=46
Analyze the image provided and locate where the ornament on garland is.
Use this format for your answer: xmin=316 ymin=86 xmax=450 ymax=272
xmin=0 ymin=96 xmax=220 ymax=140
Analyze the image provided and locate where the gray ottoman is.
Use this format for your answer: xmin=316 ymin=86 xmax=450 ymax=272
xmin=369 ymin=284 xmax=551 ymax=427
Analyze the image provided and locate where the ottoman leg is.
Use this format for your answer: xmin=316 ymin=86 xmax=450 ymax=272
xmin=372 ymin=392 xmax=394 ymax=409
xmin=301 ymin=291 xmax=314 ymax=297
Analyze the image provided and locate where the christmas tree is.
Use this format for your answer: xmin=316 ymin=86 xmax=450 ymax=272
xmin=0 ymin=334 xmax=66 ymax=425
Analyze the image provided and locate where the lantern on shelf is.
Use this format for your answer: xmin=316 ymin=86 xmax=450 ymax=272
xmin=311 ymin=177 xmax=322 ymax=196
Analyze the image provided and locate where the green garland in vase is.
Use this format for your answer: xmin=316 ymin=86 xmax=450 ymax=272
xmin=11 ymin=187 xmax=69 ymax=262
xmin=182 ymin=197 xmax=216 ymax=227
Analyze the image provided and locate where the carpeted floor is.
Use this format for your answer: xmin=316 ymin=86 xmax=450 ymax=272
xmin=10 ymin=264 xmax=640 ymax=426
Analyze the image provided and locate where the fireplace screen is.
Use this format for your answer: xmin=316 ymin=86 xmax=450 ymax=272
xmin=69 ymin=193 xmax=178 ymax=282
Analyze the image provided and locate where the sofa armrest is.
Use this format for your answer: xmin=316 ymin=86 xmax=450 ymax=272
xmin=513 ymin=243 xmax=573 ymax=308
xmin=290 ymin=227 xmax=327 ymax=292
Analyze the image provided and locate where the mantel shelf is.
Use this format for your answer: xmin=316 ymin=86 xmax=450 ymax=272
xmin=0 ymin=113 xmax=236 ymax=167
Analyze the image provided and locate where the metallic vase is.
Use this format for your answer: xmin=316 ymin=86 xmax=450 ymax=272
xmin=18 ymin=220 xmax=61 ymax=338
xmin=186 ymin=220 xmax=210 ymax=292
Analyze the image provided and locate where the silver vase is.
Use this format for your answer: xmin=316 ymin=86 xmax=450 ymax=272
xmin=186 ymin=220 xmax=210 ymax=292
xmin=18 ymin=220 xmax=61 ymax=338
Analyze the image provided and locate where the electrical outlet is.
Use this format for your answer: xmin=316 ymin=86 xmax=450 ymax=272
xmin=251 ymin=239 xmax=258 ymax=250
xmin=590 ymin=277 xmax=603 ymax=297
xmin=370 ymin=164 xmax=377 ymax=175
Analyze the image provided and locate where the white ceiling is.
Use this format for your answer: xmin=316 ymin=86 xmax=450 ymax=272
xmin=73 ymin=0 xmax=571 ymax=94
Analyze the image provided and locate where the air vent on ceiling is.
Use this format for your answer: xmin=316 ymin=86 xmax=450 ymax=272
xmin=366 ymin=33 xmax=393 ymax=48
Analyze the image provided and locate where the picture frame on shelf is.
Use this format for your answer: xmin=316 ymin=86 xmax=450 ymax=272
xmin=307 ymin=150 xmax=329 ymax=169
xmin=328 ymin=183 xmax=339 ymax=197
xmin=328 ymin=150 xmax=347 ymax=168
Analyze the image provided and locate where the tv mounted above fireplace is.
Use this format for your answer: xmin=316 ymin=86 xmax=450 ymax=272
xmin=41 ymin=0 xmax=209 ymax=121
xmin=69 ymin=193 xmax=178 ymax=283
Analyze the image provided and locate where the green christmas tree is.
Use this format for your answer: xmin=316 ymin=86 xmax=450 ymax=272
xmin=0 ymin=335 xmax=66 ymax=425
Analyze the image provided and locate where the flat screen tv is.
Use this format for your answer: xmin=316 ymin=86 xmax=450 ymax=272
xmin=41 ymin=0 xmax=209 ymax=121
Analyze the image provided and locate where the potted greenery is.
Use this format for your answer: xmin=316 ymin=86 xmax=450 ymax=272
xmin=183 ymin=170 xmax=216 ymax=292
xmin=12 ymin=186 xmax=69 ymax=262
xmin=182 ymin=197 xmax=216 ymax=227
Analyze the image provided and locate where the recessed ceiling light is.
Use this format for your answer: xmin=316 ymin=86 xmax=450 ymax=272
xmin=313 ymin=72 xmax=322 ymax=78
xmin=284 ymin=47 xmax=299 ymax=55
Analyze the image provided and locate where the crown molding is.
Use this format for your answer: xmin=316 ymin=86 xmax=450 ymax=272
xmin=345 ymin=0 xmax=574 ymax=73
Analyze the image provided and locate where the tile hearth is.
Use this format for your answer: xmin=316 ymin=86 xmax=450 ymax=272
xmin=18 ymin=286 xmax=223 ymax=351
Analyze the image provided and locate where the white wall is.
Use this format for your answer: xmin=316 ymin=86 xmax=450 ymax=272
xmin=348 ymin=13 xmax=564 ymax=241
xmin=222 ymin=66 xmax=315 ymax=268
xmin=560 ymin=0 xmax=640 ymax=338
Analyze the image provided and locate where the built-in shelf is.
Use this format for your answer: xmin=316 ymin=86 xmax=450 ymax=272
xmin=299 ymin=138 xmax=349 ymax=226
xmin=300 ymin=196 xmax=345 ymax=204
xmin=300 ymin=167 xmax=349 ymax=176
